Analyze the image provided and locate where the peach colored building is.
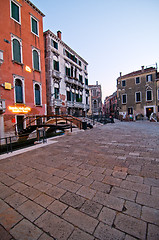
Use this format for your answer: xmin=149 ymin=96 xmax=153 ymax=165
xmin=0 ymin=0 xmax=46 ymax=137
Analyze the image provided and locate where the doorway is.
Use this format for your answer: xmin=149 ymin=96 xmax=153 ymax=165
xmin=17 ymin=115 xmax=24 ymax=133
xmin=146 ymin=107 xmax=153 ymax=119
xmin=128 ymin=107 xmax=133 ymax=115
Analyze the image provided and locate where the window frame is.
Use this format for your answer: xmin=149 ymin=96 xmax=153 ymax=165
xmin=31 ymin=15 xmax=39 ymax=37
xmin=158 ymin=89 xmax=159 ymax=101
xmin=122 ymin=80 xmax=126 ymax=87
xmin=135 ymin=91 xmax=141 ymax=103
xmin=146 ymin=90 xmax=153 ymax=102
xmin=33 ymin=82 xmax=42 ymax=106
xmin=32 ymin=47 xmax=41 ymax=71
xmin=10 ymin=0 xmax=21 ymax=24
xmin=51 ymin=39 xmax=58 ymax=50
xmin=146 ymin=74 xmax=152 ymax=82
xmin=135 ymin=77 xmax=140 ymax=84
xmin=11 ymin=34 xmax=23 ymax=64
xmin=122 ymin=94 xmax=127 ymax=104
xmin=13 ymin=75 xmax=25 ymax=104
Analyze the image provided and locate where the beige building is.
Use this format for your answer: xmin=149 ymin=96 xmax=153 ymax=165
xmin=117 ymin=65 xmax=158 ymax=119
xmin=44 ymin=30 xmax=89 ymax=117
xmin=88 ymin=81 xmax=102 ymax=116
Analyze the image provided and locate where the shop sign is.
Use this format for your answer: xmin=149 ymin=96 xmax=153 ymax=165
xmin=8 ymin=106 xmax=31 ymax=113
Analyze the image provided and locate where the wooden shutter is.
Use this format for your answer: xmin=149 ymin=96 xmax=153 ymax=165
xmin=13 ymin=39 xmax=21 ymax=63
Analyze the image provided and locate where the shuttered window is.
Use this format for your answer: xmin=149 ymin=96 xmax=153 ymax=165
xmin=54 ymin=60 xmax=59 ymax=71
xmin=13 ymin=39 xmax=21 ymax=63
xmin=33 ymin=50 xmax=39 ymax=70
xmin=146 ymin=90 xmax=152 ymax=101
xmin=54 ymin=88 xmax=59 ymax=99
xmin=15 ymin=79 xmax=23 ymax=103
xmin=31 ymin=17 xmax=38 ymax=35
xmin=35 ymin=84 xmax=41 ymax=105
xmin=11 ymin=1 xmax=20 ymax=22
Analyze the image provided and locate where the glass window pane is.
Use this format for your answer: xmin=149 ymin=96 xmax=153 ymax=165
xmin=11 ymin=2 xmax=19 ymax=22
xmin=32 ymin=18 xmax=38 ymax=35
xmin=33 ymin=50 xmax=39 ymax=70
xmin=13 ymin=39 xmax=21 ymax=63
xmin=35 ymin=85 xmax=41 ymax=105
xmin=15 ymin=79 xmax=23 ymax=103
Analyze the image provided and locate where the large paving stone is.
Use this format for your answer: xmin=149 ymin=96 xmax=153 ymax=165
xmin=62 ymin=207 xmax=98 ymax=234
xmin=35 ymin=211 xmax=74 ymax=240
xmin=114 ymin=213 xmax=147 ymax=239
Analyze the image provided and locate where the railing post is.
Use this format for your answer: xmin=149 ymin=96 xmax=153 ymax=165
xmin=5 ymin=138 xmax=8 ymax=153
xmin=10 ymin=136 xmax=12 ymax=153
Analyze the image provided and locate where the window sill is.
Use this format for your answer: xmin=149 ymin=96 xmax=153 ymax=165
xmin=12 ymin=60 xmax=23 ymax=66
xmin=136 ymin=101 xmax=141 ymax=103
xmin=33 ymin=69 xmax=41 ymax=73
xmin=31 ymin=31 xmax=39 ymax=37
xmin=35 ymin=105 xmax=42 ymax=107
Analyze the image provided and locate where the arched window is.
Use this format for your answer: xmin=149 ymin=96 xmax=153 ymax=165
xmin=33 ymin=50 xmax=39 ymax=71
xmin=13 ymin=39 xmax=21 ymax=63
xmin=35 ymin=84 xmax=41 ymax=105
xmin=15 ymin=79 xmax=23 ymax=103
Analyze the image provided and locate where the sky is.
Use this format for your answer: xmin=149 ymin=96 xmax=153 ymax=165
xmin=31 ymin=0 xmax=159 ymax=102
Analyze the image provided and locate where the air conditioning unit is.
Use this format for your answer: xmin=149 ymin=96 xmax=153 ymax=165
xmin=0 ymin=99 xmax=5 ymax=113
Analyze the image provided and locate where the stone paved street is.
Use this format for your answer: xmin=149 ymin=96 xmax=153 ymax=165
xmin=0 ymin=121 xmax=159 ymax=240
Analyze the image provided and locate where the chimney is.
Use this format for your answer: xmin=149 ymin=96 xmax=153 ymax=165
xmin=57 ymin=31 xmax=62 ymax=40
xmin=141 ymin=66 xmax=144 ymax=72
xmin=120 ymin=72 xmax=122 ymax=77
xmin=96 ymin=81 xmax=98 ymax=85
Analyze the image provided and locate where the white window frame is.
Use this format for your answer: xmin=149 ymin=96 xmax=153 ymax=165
xmin=135 ymin=77 xmax=140 ymax=84
xmin=10 ymin=0 xmax=21 ymax=24
xmin=32 ymin=47 xmax=41 ymax=71
xmin=13 ymin=75 xmax=25 ymax=104
xmin=146 ymin=90 xmax=153 ymax=102
xmin=146 ymin=74 xmax=152 ymax=82
xmin=135 ymin=91 xmax=141 ymax=103
xmin=31 ymin=15 xmax=39 ymax=37
xmin=33 ymin=81 xmax=42 ymax=106
xmin=11 ymin=34 xmax=23 ymax=63
xmin=122 ymin=80 xmax=126 ymax=87
xmin=158 ymin=88 xmax=159 ymax=101
xmin=122 ymin=94 xmax=127 ymax=104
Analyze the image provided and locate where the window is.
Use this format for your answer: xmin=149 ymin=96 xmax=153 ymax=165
xmin=158 ymin=89 xmax=159 ymax=101
xmin=13 ymin=39 xmax=21 ymax=63
xmin=15 ymin=79 xmax=23 ymax=103
xmin=85 ymin=78 xmax=88 ymax=86
xmin=65 ymin=67 xmax=70 ymax=77
xmin=79 ymin=75 xmax=83 ymax=83
xmin=67 ymin=91 xmax=71 ymax=101
xmin=135 ymin=92 xmax=141 ymax=102
xmin=54 ymin=88 xmax=59 ymax=99
xmin=93 ymin=89 xmax=96 ymax=96
xmin=31 ymin=16 xmax=38 ymax=36
xmin=34 ymin=84 xmax=41 ymax=105
xmin=53 ymin=60 xmax=59 ymax=71
xmin=146 ymin=74 xmax=152 ymax=82
xmin=11 ymin=0 xmax=20 ymax=23
xmin=71 ymin=66 xmax=74 ymax=77
xmin=136 ymin=77 xmax=140 ymax=84
xmin=146 ymin=90 xmax=152 ymax=101
xmin=86 ymin=97 xmax=88 ymax=105
xmin=122 ymin=94 xmax=127 ymax=104
xmin=79 ymin=60 xmax=81 ymax=66
xmin=51 ymin=40 xmax=58 ymax=50
xmin=122 ymin=80 xmax=126 ymax=87
xmin=33 ymin=49 xmax=40 ymax=71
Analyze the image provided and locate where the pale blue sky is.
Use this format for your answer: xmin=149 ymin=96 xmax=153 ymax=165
xmin=31 ymin=0 xmax=159 ymax=101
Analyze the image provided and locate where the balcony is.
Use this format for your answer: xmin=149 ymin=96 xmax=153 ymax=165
xmin=53 ymin=99 xmax=62 ymax=107
xmin=0 ymin=99 xmax=5 ymax=113
xmin=74 ymin=102 xmax=84 ymax=109
xmin=85 ymin=104 xmax=90 ymax=110
xmin=66 ymin=101 xmax=74 ymax=108
xmin=52 ymin=70 xmax=61 ymax=79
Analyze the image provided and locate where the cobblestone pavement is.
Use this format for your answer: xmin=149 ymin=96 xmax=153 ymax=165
xmin=0 ymin=121 xmax=159 ymax=240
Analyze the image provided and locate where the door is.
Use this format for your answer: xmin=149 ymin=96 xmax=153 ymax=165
xmin=128 ymin=107 xmax=133 ymax=115
xmin=146 ymin=107 xmax=153 ymax=119
xmin=17 ymin=115 xmax=24 ymax=133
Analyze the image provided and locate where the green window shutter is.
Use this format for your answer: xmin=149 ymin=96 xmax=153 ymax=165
xmin=32 ymin=18 xmax=38 ymax=35
xmin=35 ymin=84 xmax=41 ymax=105
xmin=15 ymin=79 xmax=23 ymax=103
xmin=13 ymin=39 xmax=21 ymax=63
xmin=33 ymin=50 xmax=39 ymax=70
xmin=11 ymin=2 xmax=19 ymax=22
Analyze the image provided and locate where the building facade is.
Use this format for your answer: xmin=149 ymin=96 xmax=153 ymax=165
xmin=117 ymin=66 xmax=158 ymax=120
xmin=103 ymin=91 xmax=117 ymax=117
xmin=44 ymin=30 xmax=89 ymax=117
xmin=0 ymin=0 xmax=46 ymax=137
xmin=88 ymin=81 xmax=102 ymax=116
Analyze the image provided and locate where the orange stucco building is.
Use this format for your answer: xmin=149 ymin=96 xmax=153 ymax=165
xmin=0 ymin=0 xmax=46 ymax=137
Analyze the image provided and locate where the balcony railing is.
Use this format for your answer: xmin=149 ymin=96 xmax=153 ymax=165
xmin=65 ymin=77 xmax=83 ymax=88
xmin=52 ymin=70 xmax=61 ymax=79
xmin=85 ymin=104 xmax=90 ymax=110
xmin=66 ymin=101 xmax=84 ymax=109
xmin=0 ymin=99 xmax=5 ymax=113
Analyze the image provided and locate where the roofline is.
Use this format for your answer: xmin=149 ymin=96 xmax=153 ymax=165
xmin=117 ymin=67 xmax=157 ymax=80
xmin=44 ymin=29 xmax=88 ymax=65
xmin=25 ymin=0 xmax=45 ymax=17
